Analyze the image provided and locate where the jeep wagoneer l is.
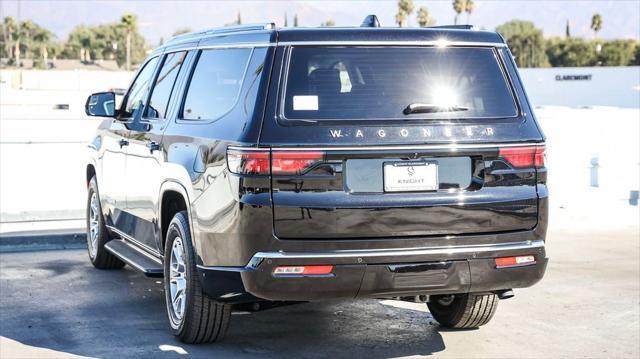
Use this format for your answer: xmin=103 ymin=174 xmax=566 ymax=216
xmin=84 ymin=17 xmax=548 ymax=343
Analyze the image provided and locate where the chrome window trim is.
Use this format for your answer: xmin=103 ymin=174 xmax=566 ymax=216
xmin=228 ymin=141 xmax=545 ymax=152
xmin=276 ymin=41 xmax=506 ymax=47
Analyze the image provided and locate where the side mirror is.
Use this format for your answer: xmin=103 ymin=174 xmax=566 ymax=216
xmin=85 ymin=92 xmax=116 ymax=117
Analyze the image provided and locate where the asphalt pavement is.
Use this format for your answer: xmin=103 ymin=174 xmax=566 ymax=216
xmin=1 ymin=227 xmax=638 ymax=359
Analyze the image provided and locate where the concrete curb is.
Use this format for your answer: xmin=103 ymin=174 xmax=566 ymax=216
xmin=0 ymin=229 xmax=86 ymax=253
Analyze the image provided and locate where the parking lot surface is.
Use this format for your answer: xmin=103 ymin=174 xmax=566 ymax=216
xmin=1 ymin=227 xmax=638 ymax=358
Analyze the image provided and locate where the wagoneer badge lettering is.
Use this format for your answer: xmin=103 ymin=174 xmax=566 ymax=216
xmin=329 ymin=127 xmax=495 ymax=139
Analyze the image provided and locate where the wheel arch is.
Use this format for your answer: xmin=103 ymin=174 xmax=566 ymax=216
xmin=158 ymin=180 xmax=196 ymax=256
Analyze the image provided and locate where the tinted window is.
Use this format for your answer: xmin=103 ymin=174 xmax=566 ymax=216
xmin=146 ymin=51 xmax=187 ymax=119
xmin=182 ymin=48 xmax=252 ymax=121
xmin=121 ymin=57 xmax=159 ymax=118
xmin=283 ymin=47 xmax=517 ymax=121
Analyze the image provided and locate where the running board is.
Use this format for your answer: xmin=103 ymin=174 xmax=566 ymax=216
xmin=104 ymin=239 xmax=164 ymax=277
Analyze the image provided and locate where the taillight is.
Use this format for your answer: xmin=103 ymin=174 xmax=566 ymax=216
xmin=271 ymin=151 xmax=324 ymax=175
xmin=499 ymin=145 xmax=545 ymax=169
xmin=227 ymin=148 xmax=324 ymax=175
xmin=227 ymin=148 xmax=270 ymax=175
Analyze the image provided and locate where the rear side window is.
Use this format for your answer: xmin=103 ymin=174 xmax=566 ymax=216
xmin=182 ymin=48 xmax=252 ymax=121
xmin=146 ymin=51 xmax=187 ymax=119
xmin=282 ymin=47 xmax=517 ymax=121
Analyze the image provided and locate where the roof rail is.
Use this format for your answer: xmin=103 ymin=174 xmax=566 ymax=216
xmin=166 ymin=23 xmax=275 ymax=44
xmin=428 ymin=25 xmax=476 ymax=30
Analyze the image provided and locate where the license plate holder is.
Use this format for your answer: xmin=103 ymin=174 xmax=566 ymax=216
xmin=383 ymin=161 xmax=439 ymax=192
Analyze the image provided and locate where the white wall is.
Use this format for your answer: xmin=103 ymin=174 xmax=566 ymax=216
xmin=519 ymin=66 xmax=640 ymax=108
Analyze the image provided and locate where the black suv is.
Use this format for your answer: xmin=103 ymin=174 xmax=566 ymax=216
xmin=85 ymin=18 xmax=548 ymax=343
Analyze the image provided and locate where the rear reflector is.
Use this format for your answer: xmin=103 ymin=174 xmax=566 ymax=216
xmin=495 ymin=255 xmax=536 ymax=268
xmin=227 ymin=147 xmax=324 ymax=175
xmin=273 ymin=265 xmax=334 ymax=276
xmin=499 ymin=145 xmax=545 ymax=169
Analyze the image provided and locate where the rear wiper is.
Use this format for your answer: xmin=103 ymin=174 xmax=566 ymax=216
xmin=403 ymin=103 xmax=469 ymax=115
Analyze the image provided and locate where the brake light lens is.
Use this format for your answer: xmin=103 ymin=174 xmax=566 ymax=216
xmin=499 ymin=145 xmax=545 ymax=169
xmin=272 ymin=151 xmax=324 ymax=175
xmin=227 ymin=148 xmax=324 ymax=175
xmin=495 ymin=255 xmax=536 ymax=268
xmin=273 ymin=265 xmax=334 ymax=276
xmin=227 ymin=148 xmax=270 ymax=175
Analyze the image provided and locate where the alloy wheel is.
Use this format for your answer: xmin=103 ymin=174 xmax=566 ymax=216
xmin=169 ymin=236 xmax=187 ymax=327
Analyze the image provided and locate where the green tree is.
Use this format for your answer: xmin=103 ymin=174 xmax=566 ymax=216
xmin=631 ymin=44 xmax=640 ymax=65
xmin=320 ymin=19 xmax=335 ymax=27
xmin=416 ymin=6 xmax=434 ymax=27
xmin=465 ymin=0 xmax=475 ymax=24
xmin=496 ymin=20 xmax=548 ymax=68
xmin=591 ymin=13 xmax=602 ymax=39
xmin=545 ymin=37 xmax=597 ymax=67
xmin=3 ymin=17 xmax=16 ymax=62
xmin=598 ymin=40 xmax=636 ymax=66
xmin=68 ymin=25 xmax=95 ymax=62
xmin=452 ymin=0 xmax=465 ymax=25
xmin=396 ymin=0 xmax=415 ymax=27
xmin=33 ymin=27 xmax=53 ymax=68
xmin=172 ymin=27 xmax=192 ymax=37
xmin=120 ymin=14 xmax=137 ymax=71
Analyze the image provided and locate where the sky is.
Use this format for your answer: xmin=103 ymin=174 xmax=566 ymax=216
xmin=1 ymin=0 xmax=638 ymax=45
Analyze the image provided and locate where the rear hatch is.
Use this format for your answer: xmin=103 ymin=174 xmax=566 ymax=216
xmin=257 ymin=45 xmax=545 ymax=239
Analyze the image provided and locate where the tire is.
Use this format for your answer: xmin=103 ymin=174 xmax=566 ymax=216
xmin=86 ymin=176 xmax=125 ymax=269
xmin=163 ymin=210 xmax=231 ymax=344
xmin=427 ymin=293 xmax=498 ymax=329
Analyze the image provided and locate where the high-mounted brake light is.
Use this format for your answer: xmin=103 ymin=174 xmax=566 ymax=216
xmin=227 ymin=148 xmax=324 ymax=176
xmin=495 ymin=255 xmax=536 ymax=268
xmin=273 ymin=265 xmax=334 ymax=276
xmin=499 ymin=145 xmax=545 ymax=169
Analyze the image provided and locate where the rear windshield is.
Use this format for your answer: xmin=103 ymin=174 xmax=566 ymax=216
xmin=282 ymin=46 xmax=518 ymax=121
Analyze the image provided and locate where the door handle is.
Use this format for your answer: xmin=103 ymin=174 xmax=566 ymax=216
xmin=118 ymin=138 xmax=129 ymax=148
xmin=146 ymin=141 xmax=160 ymax=152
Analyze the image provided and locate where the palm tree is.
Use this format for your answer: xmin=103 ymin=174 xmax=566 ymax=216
xmin=416 ymin=7 xmax=433 ymax=27
xmin=465 ymin=0 xmax=475 ymax=24
xmin=293 ymin=14 xmax=299 ymax=27
xmin=33 ymin=27 xmax=53 ymax=68
xmin=16 ymin=20 xmax=36 ymax=65
xmin=284 ymin=12 xmax=288 ymax=27
xmin=120 ymin=14 xmax=137 ymax=71
xmin=452 ymin=0 xmax=465 ymax=25
xmin=396 ymin=0 xmax=415 ymax=27
xmin=3 ymin=17 xmax=16 ymax=62
xmin=591 ymin=13 xmax=602 ymax=39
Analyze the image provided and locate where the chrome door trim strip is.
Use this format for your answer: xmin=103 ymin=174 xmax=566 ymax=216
xmin=228 ymin=142 xmax=544 ymax=152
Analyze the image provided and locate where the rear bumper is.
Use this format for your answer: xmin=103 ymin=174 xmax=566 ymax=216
xmin=197 ymin=239 xmax=547 ymax=302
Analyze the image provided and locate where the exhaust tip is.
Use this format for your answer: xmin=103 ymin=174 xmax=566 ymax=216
xmin=496 ymin=289 xmax=515 ymax=300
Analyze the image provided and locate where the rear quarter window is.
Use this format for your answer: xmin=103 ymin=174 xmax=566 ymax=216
xmin=282 ymin=46 xmax=518 ymax=122
xmin=181 ymin=48 xmax=252 ymax=121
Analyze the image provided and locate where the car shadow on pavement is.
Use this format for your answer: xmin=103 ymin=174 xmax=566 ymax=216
xmin=0 ymin=250 xmax=447 ymax=358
